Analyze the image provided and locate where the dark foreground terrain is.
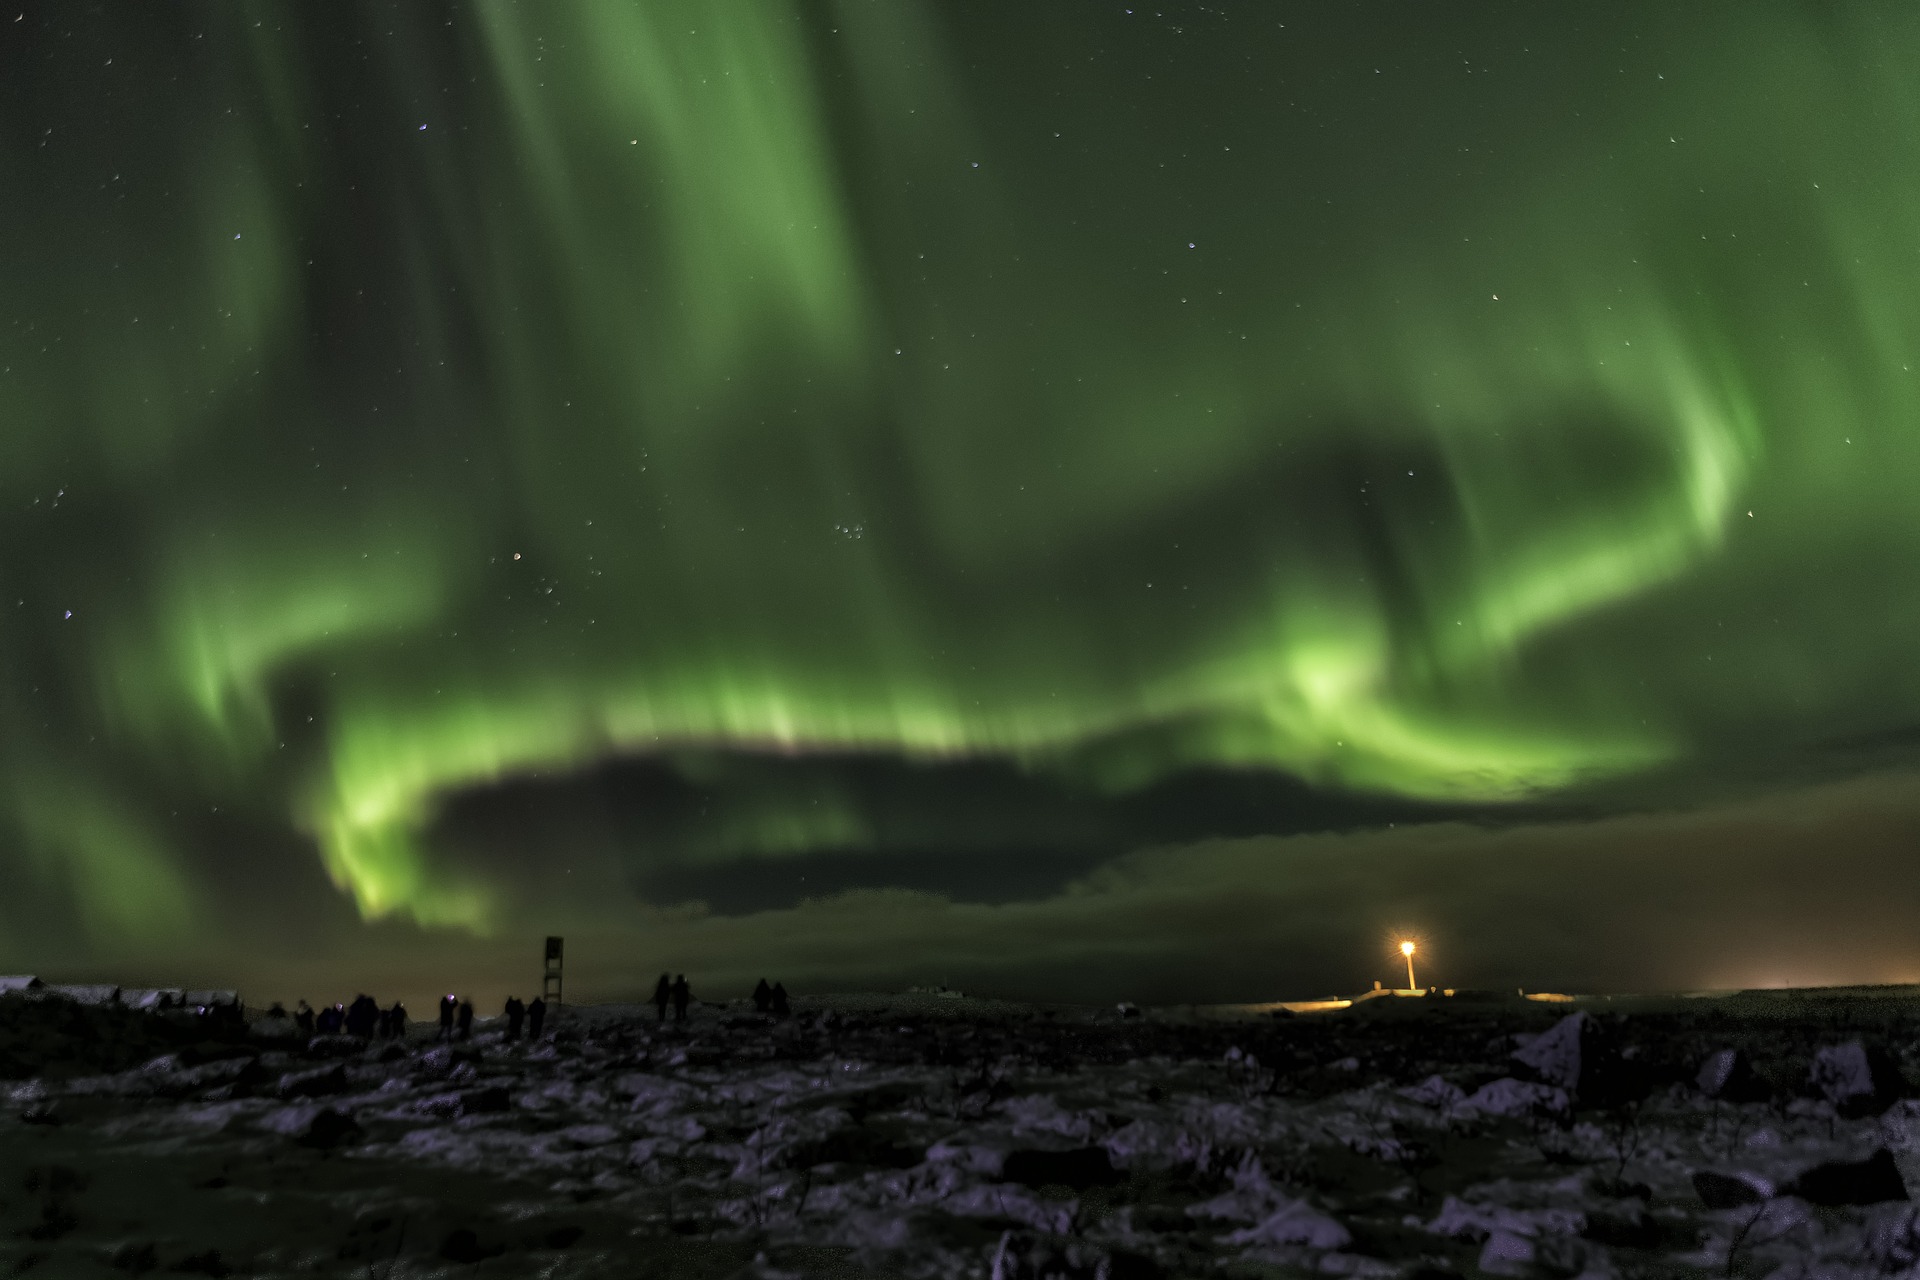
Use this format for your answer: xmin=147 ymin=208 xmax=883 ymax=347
xmin=3 ymin=988 xmax=1920 ymax=1277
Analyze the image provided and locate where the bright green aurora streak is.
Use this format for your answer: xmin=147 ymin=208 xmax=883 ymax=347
xmin=1 ymin=3 xmax=1915 ymax=953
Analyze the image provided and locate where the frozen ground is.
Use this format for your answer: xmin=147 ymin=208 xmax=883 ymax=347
xmin=2 ymin=989 xmax=1920 ymax=1278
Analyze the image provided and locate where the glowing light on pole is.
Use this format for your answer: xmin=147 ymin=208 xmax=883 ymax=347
xmin=1400 ymin=940 xmax=1418 ymax=992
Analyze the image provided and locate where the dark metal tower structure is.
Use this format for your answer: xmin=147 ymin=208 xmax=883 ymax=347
xmin=542 ymin=936 xmax=563 ymax=1007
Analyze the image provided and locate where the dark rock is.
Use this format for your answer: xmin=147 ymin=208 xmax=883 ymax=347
xmin=544 ymin=1226 xmax=584 ymax=1250
xmin=1582 ymin=1205 xmax=1659 ymax=1249
xmin=302 ymin=1034 xmax=365 ymax=1059
xmin=1512 ymin=1015 xmax=1588 ymax=1090
xmin=1695 ymin=1048 xmax=1766 ymax=1102
xmin=1788 ymin=1148 xmax=1909 ymax=1206
xmin=278 ymin=1063 xmax=347 ymax=1099
xmin=1692 ymin=1170 xmax=1771 ymax=1209
xmin=786 ymin=1127 xmax=922 ymax=1170
xmin=296 ymin=1107 xmax=360 ymax=1150
xmin=1590 ymin=1177 xmax=1652 ymax=1201
xmin=439 ymin=1228 xmax=506 ymax=1264
xmin=1809 ymin=1041 xmax=1904 ymax=1117
xmin=1106 ymin=1251 xmax=1165 ymax=1280
xmin=1001 ymin=1146 xmax=1125 ymax=1190
xmin=1511 ymin=1012 xmax=1644 ymax=1104
xmin=458 ymin=1085 xmax=512 ymax=1116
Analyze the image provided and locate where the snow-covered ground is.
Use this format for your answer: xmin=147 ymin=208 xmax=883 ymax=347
xmin=2 ymin=990 xmax=1917 ymax=1278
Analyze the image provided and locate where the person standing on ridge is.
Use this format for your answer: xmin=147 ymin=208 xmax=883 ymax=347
xmin=345 ymin=994 xmax=378 ymax=1038
xmin=670 ymin=974 xmax=691 ymax=1023
xmin=651 ymin=973 xmax=671 ymax=1023
xmin=752 ymin=978 xmax=772 ymax=1014
xmin=504 ymin=996 xmax=525 ymax=1040
xmin=438 ymin=993 xmax=457 ymax=1042
xmin=456 ymin=998 xmax=474 ymax=1040
xmin=528 ymin=995 xmax=547 ymax=1039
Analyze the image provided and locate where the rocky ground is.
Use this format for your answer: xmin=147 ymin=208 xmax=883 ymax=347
xmin=2 ymin=989 xmax=1920 ymax=1278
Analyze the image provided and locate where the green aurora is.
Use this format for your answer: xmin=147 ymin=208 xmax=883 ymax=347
xmin=4 ymin=2 xmax=1920 ymax=991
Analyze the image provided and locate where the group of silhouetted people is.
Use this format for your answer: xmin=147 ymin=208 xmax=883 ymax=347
xmin=647 ymin=973 xmax=791 ymax=1021
xmin=280 ymin=974 xmax=800 ymax=1041
xmin=285 ymin=995 xmax=408 ymax=1040
xmin=273 ymin=991 xmax=547 ymax=1045
xmin=499 ymin=995 xmax=546 ymax=1040
xmin=751 ymin=978 xmax=791 ymax=1017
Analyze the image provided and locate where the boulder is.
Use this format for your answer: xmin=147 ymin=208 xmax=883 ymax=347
xmin=1696 ymin=1048 xmax=1767 ymax=1102
xmin=1511 ymin=1012 xmax=1643 ymax=1104
xmin=1810 ymin=1041 xmax=1904 ymax=1117
xmin=1788 ymin=1148 xmax=1909 ymax=1206
xmin=1222 ymin=1201 xmax=1351 ymax=1250
xmin=1582 ymin=1204 xmax=1658 ymax=1249
xmin=1002 ymin=1146 xmax=1124 ymax=1189
xmin=1454 ymin=1077 xmax=1569 ymax=1119
xmin=791 ymin=1127 xmax=924 ymax=1171
xmin=303 ymin=1034 xmax=366 ymax=1059
xmin=439 ymin=1229 xmax=505 ymax=1265
xmin=277 ymin=1063 xmax=347 ymax=1099
xmin=296 ymin=1107 xmax=360 ymax=1150
xmin=1513 ymin=1015 xmax=1586 ymax=1087
xmin=458 ymin=1085 xmax=512 ymax=1116
xmin=1692 ymin=1170 xmax=1773 ymax=1209
xmin=1477 ymin=1230 xmax=1534 ymax=1278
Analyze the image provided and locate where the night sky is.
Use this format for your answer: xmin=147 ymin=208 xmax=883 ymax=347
xmin=6 ymin=2 xmax=1920 ymax=1007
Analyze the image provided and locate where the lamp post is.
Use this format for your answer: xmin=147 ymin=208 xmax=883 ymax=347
xmin=1400 ymin=940 xmax=1417 ymax=992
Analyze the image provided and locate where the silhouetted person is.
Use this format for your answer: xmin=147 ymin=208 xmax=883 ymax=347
xmin=651 ymin=973 xmax=671 ymax=1023
xmin=670 ymin=974 xmax=690 ymax=1023
xmin=504 ymin=996 xmax=525 ymax=1040
xmin=316 ymin=1003 xmax=344 ymax=1035
xmin=456 ymin=999 xmax=474 ymax=1040
xmin=295 ymin=1000 xmax=315 ymax=1037
xmin=345 ymin=994 xmax=378 ymax=1038
xmin=439 ymin=993 xmax=457 ymax=1042
xmin=387 ymin=1001 xmax=407 ymax=1040
xmin=752 ymin=979 xmax=772 ymax=1014
xmin=528 ymin=996 xmax=547 ymax=1039
xmin=770 ymin=981 xmax=790 ymax=1017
